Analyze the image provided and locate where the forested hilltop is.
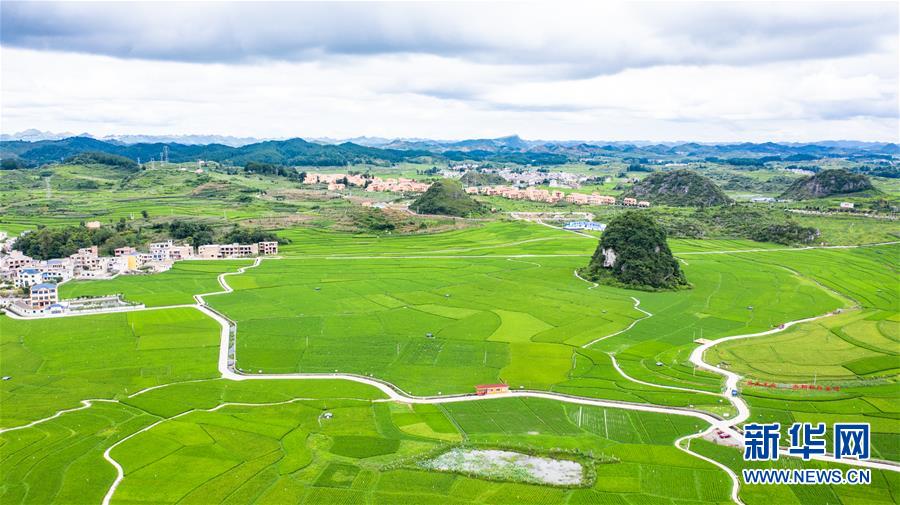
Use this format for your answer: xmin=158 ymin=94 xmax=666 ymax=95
xmin=581 ymin=212 xmax=689 ymax=290
xmin=625 ymin=169 xmax=732 ymax=207
xmin=780 ymin=169 xmax=877 ymax=199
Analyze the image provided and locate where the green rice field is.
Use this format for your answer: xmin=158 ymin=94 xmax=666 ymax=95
xmin=1 ymin=219 xmax=897 ymax=504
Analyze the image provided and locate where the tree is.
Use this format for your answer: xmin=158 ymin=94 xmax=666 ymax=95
xmin=141 ymin=210 xmax=149 ymax=219
xmin=1 ymin=158 xmax=30 ymax=170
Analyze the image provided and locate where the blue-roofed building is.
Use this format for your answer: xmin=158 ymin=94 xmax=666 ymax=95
xmin=15 ymin=268 xmax=47 ymax=289
xmin=48 ymin=303 xmax=67 ymax=314
xmin=29 ymin=283 xmax=58 ymax=310
xmin=563 ymin=221 xmax=606 ymax=231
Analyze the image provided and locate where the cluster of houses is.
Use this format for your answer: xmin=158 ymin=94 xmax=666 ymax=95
xmin=493 ymin=169 xmax=589 ymax=188
xmin=365 ymin=178 xmax=432 ymax=193
xmin=0 ymin=237 xmax=278 ymax=316
xmin=303 ymin=173 xmax=432 ymax=193
xmin=464 ymin=185 xmax=650 ymax=207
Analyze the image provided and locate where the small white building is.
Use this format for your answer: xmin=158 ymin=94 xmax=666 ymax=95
xmin=840 ymin=202 xmax=855 ymax=209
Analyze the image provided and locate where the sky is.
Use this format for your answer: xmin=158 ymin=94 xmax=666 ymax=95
xmin=1 ymin=1 xmax=898 ymax=142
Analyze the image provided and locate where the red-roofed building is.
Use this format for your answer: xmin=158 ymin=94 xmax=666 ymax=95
xmin=475 ymin=384 xmax=509 ymax=395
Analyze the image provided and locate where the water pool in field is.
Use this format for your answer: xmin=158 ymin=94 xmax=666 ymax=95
xmin=420 ymin=448 xmax=583 ymax=486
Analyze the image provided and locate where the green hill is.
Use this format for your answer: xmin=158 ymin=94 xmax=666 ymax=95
xmin=780 ymin=169 xmax=876 ymax=199
xmin=459 ymin=171 xmax=505 ymax=186
xmin=0 ymin=136 xmax=430 ymax=167
xmin=581 ymin=212 xmax=688 ymax=290
xmin=626 ymin=169 xmax=732 ymax=207
xmin=410 ymin=179 xmax=484 ymax=217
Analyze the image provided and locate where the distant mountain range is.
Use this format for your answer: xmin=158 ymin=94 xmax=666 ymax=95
xmin=0 ymin=130 xmax=271 ymax=147
xmin=1 ymin=132 xmax=896 ymax=168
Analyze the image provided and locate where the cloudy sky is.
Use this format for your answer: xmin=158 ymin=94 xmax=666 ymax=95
xmin=1 ymin=1 xmax=898 ymax=142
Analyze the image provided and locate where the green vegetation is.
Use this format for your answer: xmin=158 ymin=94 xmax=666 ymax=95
xmin=221 ymin=224 xmax=281 ymax=244
xmin=583 ymin=212 xmax=689 ymax=290
xmin=781 ymin=168 xmax=877 ymax=199
xmin=411 ymin=179 xmax=485 ymax=217
xmin=13 ymin=224 xmax=139 ymax=260
xmin=64 ymin=151 xmax=139 ymax=171
xmin=244 ymin=160 xmax=299 ymax=178
xmin=627 ymin=169 xmax=732 ymax=207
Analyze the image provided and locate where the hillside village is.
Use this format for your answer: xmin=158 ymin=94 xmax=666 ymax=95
xmin=0 ymin=233 xmax=277 ymax=317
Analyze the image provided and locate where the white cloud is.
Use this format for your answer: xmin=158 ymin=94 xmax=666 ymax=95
xmin=0 ymin=2 xmax=897 ymax=141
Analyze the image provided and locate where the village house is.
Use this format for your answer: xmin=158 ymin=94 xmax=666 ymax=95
xmin=149 ymin=241 xmax=195 ymax=261
xmin=29 ymin=283 xmax=58 ymax=310
xmin=14 ymin=268 xmax=49 ymax=288
xmin=115 ymin=246 xmax=137 ymax=256
xmin=0 ymin=250 xmax=33 ymax=273
xmin=84 ymin=221 xmax=102 ymax=229
xmin=112 ymin=254 xmax=140 ymax=273
xmin=258 ymin=241 xmax=279 ymax=255
xmin=200 ymin=243 xmax=258 ymax=258
xmin=70 ymin=246 xmax=101 ymax=271
xmin=623 ymin=197 xmax=638 ymax=206
xmin=44 ymin=258 xmax=75 ymax=279
xmin=197 ymin=241 xmax=278 ymax=259
xmin=475 ymin=384 xmax=509 ymax=395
